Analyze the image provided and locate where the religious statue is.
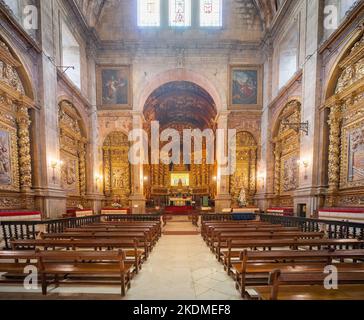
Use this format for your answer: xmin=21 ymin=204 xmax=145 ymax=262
xmin=238 ymin=187 xmax=247 ymax=207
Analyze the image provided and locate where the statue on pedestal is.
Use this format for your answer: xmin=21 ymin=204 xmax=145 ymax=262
xmin=238 ymin=187 xmax=247 ymax=207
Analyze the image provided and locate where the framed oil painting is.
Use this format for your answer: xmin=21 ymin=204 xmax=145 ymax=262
xmin=347 ymin=128 xmax=364 ymax=184
xmin=97 ymin=65 xmax=132 ymax=110
xmin=0 ymin=125 xmax=19 ymax=192
xmin=229 ymin=65 xmax=262 ymax=109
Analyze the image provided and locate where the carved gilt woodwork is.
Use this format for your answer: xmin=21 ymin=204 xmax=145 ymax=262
xmin=273 ymin=100 xmax=301 ymax=198
xmin=0 ymin=38 xmax=34 ymax=209
xmin=326 ymin=33 xmax=364 ymax=206
xmin=103 ymin=131 xmax=131 ymax=204
xmin=230 ymin=131 xmax=257 ymax=205
xmin=59 ymin=101 xmax=87 ymax=197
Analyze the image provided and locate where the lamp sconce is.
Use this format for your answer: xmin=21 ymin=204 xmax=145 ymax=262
xmin=50 ymin=160 xmax=62 ymax=184
xmin=282 ymin=121 xmax=309 ymax=136
xmin=213 ymin=176 xmax=217 ymax=182
xmin=259 ymin=176 xmax=265 ymax=189
xmin=95 ymin=174 xmax=103 ymax=192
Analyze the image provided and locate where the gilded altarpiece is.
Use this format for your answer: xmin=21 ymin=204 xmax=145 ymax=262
xmin=147 ymin=124 xmax=215 ymax=202
xmin=59 ymin=101 xmax=87 ymax=207
xmin=0 ymin=39 xmax=33 ymax=209
xmin=273 ymin=101 xmax=301 ymax=206
xmin=103 ymin=132 xmax=131 ymax=206
xmin=230 ymin=132 xmax=257 ymax=205
xmin=326 ymin=33 xmax=364 ymax=207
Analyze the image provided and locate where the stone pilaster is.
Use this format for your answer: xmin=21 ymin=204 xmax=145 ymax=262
xmin=130 ymin=112 xmax=146 ymax=213
xmin=215 ymin=111 xmax=231 ymax=212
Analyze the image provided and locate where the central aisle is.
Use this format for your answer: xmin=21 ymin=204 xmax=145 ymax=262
xmin=125 ymin=220 xmax=241 ymax=300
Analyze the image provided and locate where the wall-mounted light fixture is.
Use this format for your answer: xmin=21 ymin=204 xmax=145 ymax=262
xmin=282 ymin=120 xmax=309 ymax=136
xmin=258 ymin=172 xmax=266 ymax=189
xmin=50 ymin=159 xmax=62 ymax=184
xmin=95 ymin=174 xmax=103 ymax=192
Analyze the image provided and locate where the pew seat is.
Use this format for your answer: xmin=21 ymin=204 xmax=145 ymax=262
xmin=38 ymin=250 xmax=133 ymax=296
xmin=250 ymin=284 xmax=364 ymax=300
xmin=250 ymin=270 xmax=364 ymax=300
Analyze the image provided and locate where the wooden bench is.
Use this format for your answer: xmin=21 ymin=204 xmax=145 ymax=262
xmin=201 ymin=221 xmax=273 ymax=239
xmin=37 ymin=250 xmax=133 ymax=296
xmin=40 ymin=232 xmax=152 ymax=258
xmin=234 ymin=249 xmax=364 ymax=297
xmin=205 ymin=226 xmax=300 ymax=244
xmin=211 ymin=231 xmax=325 ymax=255
xmin=0 ymin=250 xmax=37 ymax=278
xmin=252 ymin=269 xmax=364 ymax=300
xmin=10 ymin=238 xmax=144 ymax=274
xmin=64 ymin=227 xmax=159 ymax=246
xmin=221 ymin=238 xmax=364 ymax=270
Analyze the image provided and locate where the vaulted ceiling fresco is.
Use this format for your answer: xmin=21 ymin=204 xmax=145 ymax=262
xmin=143 ymin=81 xmax=217 ymax=129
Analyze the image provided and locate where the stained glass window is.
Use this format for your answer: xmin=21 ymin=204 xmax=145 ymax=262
xmin=137 ymin=0 xmax=160 ymax=27
xmin=169 ymin=0 xmax=191 ymax=27
xmin=200 ymin=0 xmax=222 ymax=27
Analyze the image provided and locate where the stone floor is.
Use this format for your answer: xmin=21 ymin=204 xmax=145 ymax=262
xmin=0 ymin=219 xmax=242 ymax=300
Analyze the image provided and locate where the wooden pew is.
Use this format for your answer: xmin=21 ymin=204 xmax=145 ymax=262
xmin=10 ymin=238 xmax=143 ymax=274
xmin=201 ymin=221 xmax=274 ymax=239
xmin=40 ymin=232 xmax=152 ymax=258
xmin=80 ymin=222 xmax=161 ymax=236
xmin=221 ymin=238 xmax=364 ymax=270
xmin=252 ymin=269 xmax=364 ymax=300
xmin=234 ymin=249 xmax=364 ymax=297
xmin=211 ymin=231 xmax=324 ymax=254
xmin=64 ymin=227 xmax=159 ymax=246
xmin=93 ymin=221 xmax=162 ymax=237
xmin=37 ymin=250 xmax=133 ymax=296
xmin=205 ymin=226 xmax=300 ymax=244
xmin=0 ymin=250 xmax=37 ymax=278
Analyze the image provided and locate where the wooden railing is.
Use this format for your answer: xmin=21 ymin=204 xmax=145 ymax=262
xmin=259 ymin=214 xmax=364 ymax=240
xmin=0 ymin=214 xmax=161 ymax=250
xmin=201 ymin=213 xmax=256 ymax=222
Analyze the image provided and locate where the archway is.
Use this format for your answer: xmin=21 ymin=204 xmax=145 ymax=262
xmin=58 ymin=100 xmax=88 ymax=209
xmin=0 ymin=36 xmax=34 ymax=210
xmin=137 ymin=69 xmax=224 ymax=114
xmin=324 ymin=32 xmax=364 ymax=207
xmin=272 ymin=100 xmax=301 ymax=207
xmin=142 ymin=81 xmax=218 ymax=208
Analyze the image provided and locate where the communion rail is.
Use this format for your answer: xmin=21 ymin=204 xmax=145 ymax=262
xmin=259 ymin=214 xmax=364 ymax=240
xmin=0 ymin=214 xmax=161 ymax=250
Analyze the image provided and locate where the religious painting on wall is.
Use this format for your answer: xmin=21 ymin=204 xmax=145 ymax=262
xmin=61 ymin=154 xmax=80 ymax=195
xmin=0 ymin=130 xmax=12 ymax=186
xmin=281 ymin=154 xmax=299 ymax=193
xmin=347 ymin=128 xmax=364 ymax=183
xmin=97 ymin=65 xmax=132 ymax=109
xmin=0 ymin=126 xmax=19 ymax=191
xmin=229 ymin=65 xmax=262 ymax=109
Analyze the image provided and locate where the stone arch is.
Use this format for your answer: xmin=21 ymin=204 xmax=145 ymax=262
xmin=272 ymin=100 xmax=301 ymax=204
xmin=271 ymin=98 xmax=302 ymax=138
xmin=136 ymin=68 xmax=224 ymax=114
xmin=58 ymin=100 xmax=88 ymax=205
xmin=324 ymin=29 xmax=363 ymax=100
xmin=57 ymin=96 xmax=89 ymax=139
xmin=0 ymin=33 xmax=35 ymax=101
